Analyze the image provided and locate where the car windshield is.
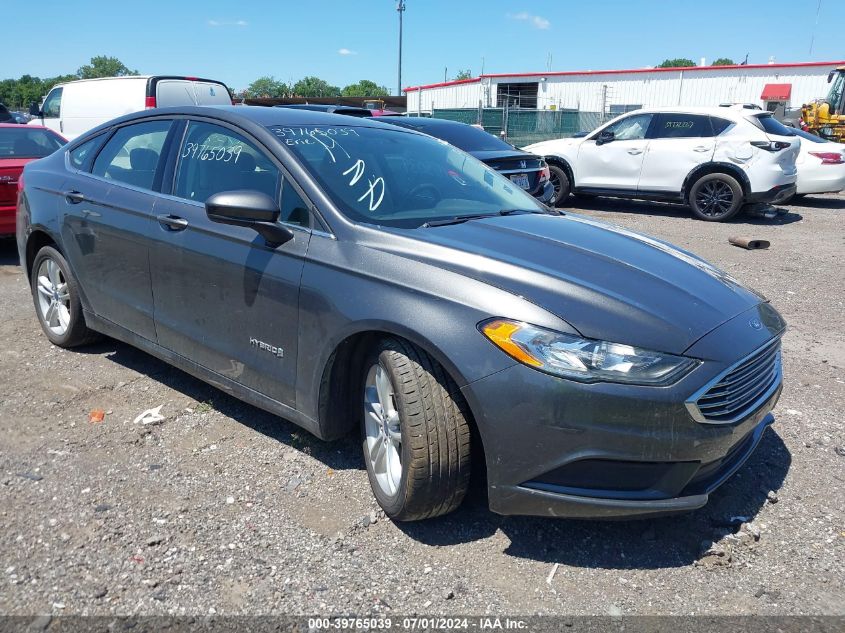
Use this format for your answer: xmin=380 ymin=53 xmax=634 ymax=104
xmin=397 ymin=122 xmax=514 ymax=152
xmin=268 ymin=124 xmax=545 ymax=228
xmin=0 ymin=127 xmax=66 ymax=158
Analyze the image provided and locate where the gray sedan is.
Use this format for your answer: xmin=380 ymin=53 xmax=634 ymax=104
xmin=16 ymin=106 xmax=785 ymax=520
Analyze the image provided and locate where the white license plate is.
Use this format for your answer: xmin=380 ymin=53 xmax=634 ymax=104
xmin=510 ymin=173 xmax=530 ymax=190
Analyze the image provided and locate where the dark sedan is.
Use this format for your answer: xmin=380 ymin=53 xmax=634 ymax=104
xmin=17 ymin=106 xmax=785 ymax=521
xmin=274 ymin=104 xmax=375 ymax=117
xmin=380 ymin=117 xmax=554 ymax=203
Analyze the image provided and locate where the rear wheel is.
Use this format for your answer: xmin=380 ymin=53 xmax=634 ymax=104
xmin=689 ymin=173 xmax=743 ymax=221
xmin=30 ymin=246 xmax=99 ymax=347
xmin=547 ymin=164 xmax=571 ymax=207
xmin=361 ymin=338 xmax=471 ymax=521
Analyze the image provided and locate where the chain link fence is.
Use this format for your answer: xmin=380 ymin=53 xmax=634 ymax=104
xmin=430 ymin=108 xmax=602 ymax=147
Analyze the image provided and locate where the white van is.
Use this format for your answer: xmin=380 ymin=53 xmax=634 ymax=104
xmin=29 ymin=75 xmax=232 ymax=140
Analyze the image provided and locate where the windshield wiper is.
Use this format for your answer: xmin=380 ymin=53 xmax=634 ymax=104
xmin=421 ymin=214 xmax=498 ymax=228
xmin=421 ymin=209 xmax=546 ymax=228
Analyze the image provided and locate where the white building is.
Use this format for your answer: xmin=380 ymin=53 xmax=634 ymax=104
xmin=405 ymin=60 xmax=845 ymax=115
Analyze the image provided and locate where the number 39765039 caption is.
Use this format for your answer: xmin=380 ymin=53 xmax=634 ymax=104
xmin=181 ymin=142 xmax=244 ymax=163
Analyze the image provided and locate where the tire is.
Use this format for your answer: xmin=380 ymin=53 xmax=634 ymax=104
xmin=30 ymin=246 xmax=99 ymax=347
xmin=689 ymin=173 xmax=744 ymax=221
xmin=361 ymin=338 xmax=471 ymax=521
xmin=547 ymin=164 xmax=571 ymax=207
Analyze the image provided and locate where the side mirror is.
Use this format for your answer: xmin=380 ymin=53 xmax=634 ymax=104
xmin=29 ymin=102 xmax=42 ymax=117
xmin=206 ymin=190 xmax=294 ymax=247
xmin=596 ymin=130 xmax=615 ymax=146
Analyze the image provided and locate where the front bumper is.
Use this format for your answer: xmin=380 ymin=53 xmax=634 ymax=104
xmin=531 ymin=181 xmax=555 ymax=204
xmin=746 ymin=183 xmax=797 ymax=205
xmin=462 ymin=309 xmax=785 ymax=519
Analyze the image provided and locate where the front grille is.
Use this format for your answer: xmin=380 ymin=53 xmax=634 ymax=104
xmin=688 ymin=338 xmax=782 ymax=424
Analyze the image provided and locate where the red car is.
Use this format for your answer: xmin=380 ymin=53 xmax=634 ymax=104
xmin=0 ymin=124 xmax=67 ymax=235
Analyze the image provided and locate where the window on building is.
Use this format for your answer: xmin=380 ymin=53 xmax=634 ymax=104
xmin=608 ymin=104 xmax=642 ymax=116
xmin=496 ymin=82 xmax=539 ymax=109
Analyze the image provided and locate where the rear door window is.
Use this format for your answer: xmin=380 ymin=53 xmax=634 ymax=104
xmin=173 ymin=120 xmax=281 ymax=204
xmin=92 ymin=120 xmax=172 ymax=190
xmin=710 ymin=117 xmax=733 ymax=136
xmin=156 ymin=80 xmax=231 ymax=107
xmin=651 ymin=113 xmax=714 ymax=138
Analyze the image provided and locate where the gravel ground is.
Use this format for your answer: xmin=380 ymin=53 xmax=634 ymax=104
xmin=0 ymin=194 xmax=843 ymax=617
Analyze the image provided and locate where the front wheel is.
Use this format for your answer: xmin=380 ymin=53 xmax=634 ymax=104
xmin=547 ymin=164 xmax=571 ymax=207
xmin=689 ymin=173 xmax=743 ymax=221
xmin=361 ymin=338 xmax=471 ymax=521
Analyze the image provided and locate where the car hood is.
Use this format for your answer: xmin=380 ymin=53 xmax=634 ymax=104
xmin=381 ymin=213 xmax=765 ymax=355
xmin=523 ymin=138 xmax=581 ymax=154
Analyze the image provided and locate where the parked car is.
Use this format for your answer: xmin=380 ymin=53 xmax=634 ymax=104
xmin=18 ymin=106 xmax=785 ymax=521
xmin=28 ymin=75 xmax=233 ymax=140
xmin=0 ymin=124 xmax=66 ymax=235
xmin=525 ymin=107 xmax=800 ymax=221
xmin=381 ymin=117 xmax=554 ymax=203
xmin=10 ymin=112 xmax=32 ymax=124
xmin=274 ymin=104 xmax=374 ymax=117
xmin=790 ymin=128 xmax=845 ymax=197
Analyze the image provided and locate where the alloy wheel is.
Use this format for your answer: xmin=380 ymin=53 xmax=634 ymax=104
xmin=695 ymin=180 xmax=735 ymax=217
xmin=549 ymin=170 xmax=562 ymax=201
xmin=364 ymin=363 xmax=402 ymax=498
xmin=36 ymin=258 xmax=71 ymax=336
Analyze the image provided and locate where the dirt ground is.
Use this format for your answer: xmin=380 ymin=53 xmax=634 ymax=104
xmin=0 ymin=194 xmax=843 ymax=617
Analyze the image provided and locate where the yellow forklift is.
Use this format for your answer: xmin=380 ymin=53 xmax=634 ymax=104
xmin=801 ymin=66 xmax=845 ymax=141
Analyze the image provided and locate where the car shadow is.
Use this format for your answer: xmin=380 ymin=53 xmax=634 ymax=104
xmin=786 ymin=195 xmax=845 ymax=209
xmin=72 ymin=338 xmax=362 ymax=472
xmin=395 ymin=428 xmax=790 ymax=570
xmin=565 ymin=197 xmax=804 ymax=225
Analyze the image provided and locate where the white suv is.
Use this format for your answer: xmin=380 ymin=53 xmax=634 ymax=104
xmin=525 ymin=107 xmax=800 ymax=221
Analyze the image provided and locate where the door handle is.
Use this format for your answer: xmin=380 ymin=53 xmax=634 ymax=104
xmin=693 ymin=146 xmax=713 ymax=152
xmin=64 ymin=190 xmax=84 ymax=204
xmin=627 ymin=148 xmax=644 ymax=155
xmin=157 ymin=214 xmax=189 ymax=231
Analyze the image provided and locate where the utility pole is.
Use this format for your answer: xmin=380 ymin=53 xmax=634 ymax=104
xmin=397 ymin=0 xmax=406 ymax=95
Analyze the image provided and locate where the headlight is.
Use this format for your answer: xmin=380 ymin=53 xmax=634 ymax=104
xmin=480 ymin=319 xmax=699 ymax=385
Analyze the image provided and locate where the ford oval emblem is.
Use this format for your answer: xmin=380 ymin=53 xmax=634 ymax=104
xmin=749 ymin=318 xmax=762 ymax=330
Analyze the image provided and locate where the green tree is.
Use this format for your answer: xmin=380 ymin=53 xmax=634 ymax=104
xmin=341 ymin=79 xmax=389 ymax=97
xmin=246 ymin=76 xmax=289 ymax=98
xmin=453 ymin=69 xmax=472 ymax=80
xmin=712 ymin=57 xmax=736 ymax=66
xmin=657 ymin=58 xmax=696 ymax=68
xmin=77 ymin=56 xmax=139 ymax=79
xmin=293 ymin=76 xmax=341 ymax=98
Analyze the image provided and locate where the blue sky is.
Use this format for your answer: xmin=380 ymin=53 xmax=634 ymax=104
xmin=5 ymin=0 xmax=844 ymax=93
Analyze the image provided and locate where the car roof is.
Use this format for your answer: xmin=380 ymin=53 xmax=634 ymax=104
xmin=72 ymin=105 xmax=420 ymax=143
xmin=626 ymin=105 xmax=771 ymax=121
